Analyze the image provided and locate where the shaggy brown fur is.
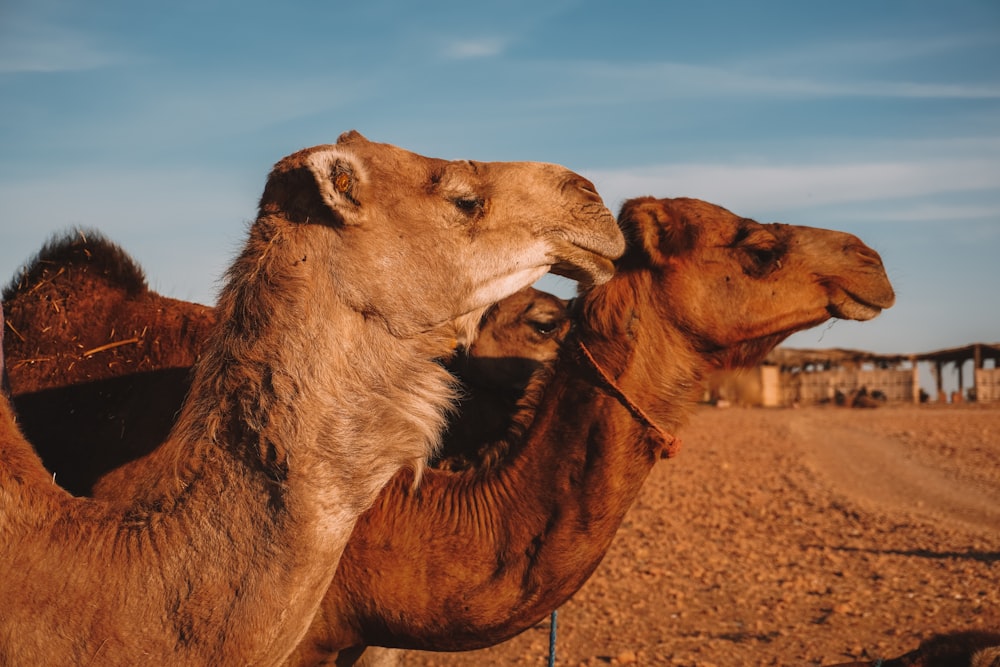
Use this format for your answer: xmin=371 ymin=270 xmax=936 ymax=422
xmin=0 ymin=131 xmax=623 ymax=666
xmin=1 ymin=306 xmax=8 ymax=396
xmin=5 ymin=196 xmax=893 ymax=665
xmin=1 ymin=305 xmax=7 ymax=395
xmin=3 ymin=230 xmax=214 ymax=494
xmin=2 ymin=228 xmax=212 ymax=390
xmin=827 ymin=631 xmax=1000 ymax=666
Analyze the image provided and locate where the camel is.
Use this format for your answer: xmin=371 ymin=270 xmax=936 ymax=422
xmin=0 ymin=130 xmax=624 ymax=665
xmin=451 ymin=285 xmax=569 ymax=393
xmin=826 ymin=630 xmax=1000 ymax=666
xmin=4 ymin=196 xmax=895 ymax=663
xmin=298 ymin=195 xmax=895 ymax=660
xmin=3 ymin=240 xmax=569 ymax=496
xmin=434 ymin=286 xmax=569 ymax=471
xmin=3 ymin=231 xmax=216 ymax=495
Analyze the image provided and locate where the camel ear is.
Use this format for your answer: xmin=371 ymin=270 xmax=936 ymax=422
xmin=257 ymin=148 xmax=363 ymax=227
xmin=302 ymin=150 xmax=365 ymax=226
xmin=617 ymin=197 xmax=692 ymax=265
xmin=336 ymin=129 xmax=367 ymax=144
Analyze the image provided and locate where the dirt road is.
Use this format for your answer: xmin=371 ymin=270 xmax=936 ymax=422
xmin=788 ymin=410 xmax=1000 ymax=535
xmin=401 ymin=404 xmax=1000 ymax=666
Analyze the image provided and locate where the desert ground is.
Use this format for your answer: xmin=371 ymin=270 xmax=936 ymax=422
xmin=401 ymin=403 xmax=1000 ymax=666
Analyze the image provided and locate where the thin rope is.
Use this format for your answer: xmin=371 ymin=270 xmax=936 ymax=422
xmin=547 ymin=609 xmax=557 ymax=666
xmin=542 ymin=337 xmax=681 ymax=666
xmin=576 ymin=339 xmax=681 ymax=458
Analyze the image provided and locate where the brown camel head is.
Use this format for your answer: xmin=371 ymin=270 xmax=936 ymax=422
xmin=254 ymin=130 xmax=623 ymax=340
xmin=610 ymin=196 xmax=895 ymax=369
xmin=456 ymin=286 xmax=569 ymax=393
xmin=434 ymin=287 xmax=570 ymax=470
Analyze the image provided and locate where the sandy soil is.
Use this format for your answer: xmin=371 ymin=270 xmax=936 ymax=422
xmin=400 ymin=403 xmax=1000 ymax=666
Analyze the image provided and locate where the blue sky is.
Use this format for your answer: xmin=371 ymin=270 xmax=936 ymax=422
xmin=2 ymin=0 xmax=998 ymax=368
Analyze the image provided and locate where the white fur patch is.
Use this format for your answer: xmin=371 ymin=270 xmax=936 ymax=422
xmin=471 ymin=264 xmax=550 ymax=315
xmin=304 ymin=148 xmax=368 ymax=211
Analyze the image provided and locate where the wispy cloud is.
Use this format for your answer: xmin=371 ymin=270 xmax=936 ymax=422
xmin=577 ymin=61 xmax=1000 ymax=100
xmin=852 ymin=203 xmax=1000 ymax=224
xmin=584 ymin=157 xmax=1000 ymax=215
xmin=442 ymin=37 xmax=507 ymax=59
xmin=673 ymin=31 xmax=1000 ymax=99
xmin=127 ymin=74 xmax=373 ymax=135
xmin=0 ymin=71 xmax=376 ymax=157
xmin=743 ymin=33 xmax=1000 ymax=71
xmin=0 ymin=15 xmax=121 ymax=73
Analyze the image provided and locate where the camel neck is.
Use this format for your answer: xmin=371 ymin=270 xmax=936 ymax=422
xmin=3 ymin=222 xmax=456 ymax=665
xmin=335 ymin=291 xmax=693 ymax=651
xmin=574 ymin=337 xmax=682 ymax=460
xmin=178 ymin=217 xmax=449 ymax=495
xmin=572 ymin=274 xmax=704 ymax=446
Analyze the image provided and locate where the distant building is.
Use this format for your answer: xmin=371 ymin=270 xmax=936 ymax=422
xmin=705 ymin=343 xmax=1000 ymax=407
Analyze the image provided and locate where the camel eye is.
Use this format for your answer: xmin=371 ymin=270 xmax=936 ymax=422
xmin=452 ymin=196 xmax=485 ymax=216
xmin=740 ymin=242 xmax=785 ymax=277
xmin=529 ymin=319 xmax=559 ymax=336
xmin=748 ymin=247 xmax=776 ymax=266
xmin=732 ymin=225 xmax=783 ymax=275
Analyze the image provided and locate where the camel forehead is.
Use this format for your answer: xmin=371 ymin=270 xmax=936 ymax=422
xmin=277 ymin=142 xmax=442 ymax=178
xmin=522 ymin=294 xmax=568 ymax=320
xmin=276 ymin=138 xmax=563 ymax=188
xmin=666 ymin=198 xmax=743 ymax=230
xmin=491 ymin=288 xmax=562 ymax=316
xmin=662 ymin=198 xmax=786 ymax=248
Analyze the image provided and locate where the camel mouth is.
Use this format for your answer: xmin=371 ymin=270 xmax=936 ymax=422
xmin=550 ymin=254 xmax=616 ymax=287
xmin=546 ymin=211 xmax=625 ymax=287
xmin=825 ymin=284 xmax=894 ymax=322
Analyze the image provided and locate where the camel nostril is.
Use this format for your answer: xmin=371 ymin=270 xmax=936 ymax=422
xmin=850 ymin=243 xmax=883 ymax=266
xmin=566 ymin=175 xmax=600 ymax=200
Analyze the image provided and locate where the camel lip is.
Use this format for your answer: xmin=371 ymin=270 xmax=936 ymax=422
xmin=546 ymin=228 xmax=622 ymax=287
xmin=550 ymin=253 xmax=616 ymax=287
xmin=556 ymin=212 xmax=626 ymax=258
xmin=826 ymin=288 xmax=888 ymax=322
xmin=820 ymin=276 xmax=895 ymax=322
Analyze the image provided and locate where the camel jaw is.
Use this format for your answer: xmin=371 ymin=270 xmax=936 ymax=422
xmin=546 ymin=206 xmax=625 ymax=287
xmin=547 ymin=234 xmax=622 ymax=287
xmin=551 ymin=253 xmax=616 ymax=287
xmin=825 ymin=282 xmax=896 ymax=322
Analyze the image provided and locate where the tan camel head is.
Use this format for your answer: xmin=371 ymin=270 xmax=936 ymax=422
xmin=614 ymin=196 xmax=895 ymax=368
xmin=458 ymin=286 xmax=569 ymax=392
xmin=255 ymin=130 xmax=623 ymax=338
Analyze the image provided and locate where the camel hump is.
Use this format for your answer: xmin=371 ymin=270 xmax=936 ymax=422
xmin=3 ymin=228 xmax=147 ymax=302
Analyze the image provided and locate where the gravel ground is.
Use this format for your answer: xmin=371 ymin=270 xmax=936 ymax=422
xmin=401 ymin=403 xmax=1000 ymax=666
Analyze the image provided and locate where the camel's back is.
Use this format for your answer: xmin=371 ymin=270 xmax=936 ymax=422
xmin=3 ymin=233 xmax=214 ymax=395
